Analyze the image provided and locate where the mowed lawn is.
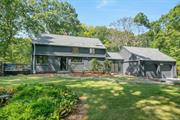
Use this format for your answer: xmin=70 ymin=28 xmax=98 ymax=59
xmin=0 ymin=75 xmax=180 ymax=120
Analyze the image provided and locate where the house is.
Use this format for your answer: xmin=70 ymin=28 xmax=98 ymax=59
xmin=119 ymin=46 xmax=177 ymax=78
xmin=32 ymin=33 xmax=177 ymax=78
xmin=32 ymin=33 xmax=122 ymax=73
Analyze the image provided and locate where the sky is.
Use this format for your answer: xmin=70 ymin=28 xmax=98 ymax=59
xmin=68 ymin=0 xmax=180 ymax=26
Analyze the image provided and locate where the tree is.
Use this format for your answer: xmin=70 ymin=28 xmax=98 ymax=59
xmin=150 ymin=4 xmax=180 ymax=74
xmin=5 ymin=38 xmax=31 ymax=64
xmin=79 ymin=24 xmax=112 ymax=50
xmin=110 ymin=17 xmax=134 ymax=32
xmin=23 ymin=0 xmax=81 ymax=36
xmin=134 ymin=12 xmax=150 ymax=28
xmin=134 ymin=12 xmax=151 ymax=46
xmin=0 ymin=0 xmax=81 ymax=63
xmin=109 ymin=17 xmax=143 ymax=50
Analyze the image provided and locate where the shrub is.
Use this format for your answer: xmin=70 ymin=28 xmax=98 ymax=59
xmin=91 ymin=58 xmax=103 ymax=72
xmin=0 ymin=87 xmax=15 ymax=96
xmin=103 ymin=60 xmax=112 ymax=73
xmin=0 ymin=84 xmax=79 ymax=120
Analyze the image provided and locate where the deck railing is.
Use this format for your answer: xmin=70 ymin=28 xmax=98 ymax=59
xmin=0 ymin=63 xmax=31 ymax=75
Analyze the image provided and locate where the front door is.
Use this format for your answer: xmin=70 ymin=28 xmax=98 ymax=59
xmin=59 ymin=57 xmax=67 ymax=71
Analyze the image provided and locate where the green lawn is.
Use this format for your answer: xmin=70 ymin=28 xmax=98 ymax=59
xmin=0 ymin=75 xmax=180 ymax=120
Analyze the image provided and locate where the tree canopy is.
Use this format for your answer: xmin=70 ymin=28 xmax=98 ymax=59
xmin=0 ymin=0 xmax=80 ymax=63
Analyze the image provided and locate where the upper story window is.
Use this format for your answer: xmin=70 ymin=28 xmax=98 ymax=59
xmin=36 ymin=56 xmax=48 ymax=64
xmin=90 ymin=48 xmax=95 ymax=54
xmin=72 ymin=47 xmax=79 ymax=54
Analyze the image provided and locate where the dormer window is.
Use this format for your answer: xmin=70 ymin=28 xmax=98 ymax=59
xmin=72 ymin=47 xmax=79 ymax=54
xmin=90 ymin=48 xmax=95 ymax=54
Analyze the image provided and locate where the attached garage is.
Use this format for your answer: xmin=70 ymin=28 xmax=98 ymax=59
xmin=119 ymin=46 xmax=177 ymax=78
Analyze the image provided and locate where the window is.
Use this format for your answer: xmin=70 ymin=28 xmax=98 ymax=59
xmin=36 ymin=56 xmax=48 ymax=64
xmin=90 ymin=48 xmax=95 ymax=54
xmin=71 ymin=57 xmax=82 ymax=63
xmin=72 ymin=47 xmax=79 ymax=54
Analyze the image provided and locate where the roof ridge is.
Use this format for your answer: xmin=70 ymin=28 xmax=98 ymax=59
xmin=123 ymin=46 xmax=159 ymax=50
xmin=41 ymin=33 xmax=99 ymax=40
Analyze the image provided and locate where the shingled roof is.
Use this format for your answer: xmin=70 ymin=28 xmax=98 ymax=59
xmin=107 ymin=52 xmax=123 ymax=60
xmin=33 ymin=33 xmax=105 ymax=49
xmin=123 ymin=46 xmax=176 ymax=62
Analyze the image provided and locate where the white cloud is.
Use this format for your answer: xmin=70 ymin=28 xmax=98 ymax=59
xmin=96 ymin=0 xmax=109 ymax=9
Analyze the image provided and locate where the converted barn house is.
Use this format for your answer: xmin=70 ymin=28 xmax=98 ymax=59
xmin=32 ymin=33 xmax=176 ymax=78
xmin=32 ymin=33 xmax=122 ymax=73
xmin=119 ymin=46 xmax=177 ymax=78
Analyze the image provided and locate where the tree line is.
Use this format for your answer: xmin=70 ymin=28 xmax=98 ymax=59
xmin=0 ymin=0 xmax=179 ymax=73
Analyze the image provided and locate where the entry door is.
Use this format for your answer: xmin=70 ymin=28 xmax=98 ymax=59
xmin=59 ymin=57 xmax=67 ymax=71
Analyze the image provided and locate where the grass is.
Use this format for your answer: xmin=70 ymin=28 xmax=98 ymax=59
xmin=0 ymin=74 xmax=180 ymax=120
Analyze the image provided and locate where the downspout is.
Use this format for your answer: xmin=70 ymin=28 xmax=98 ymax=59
xmin=32 ymin=42 xmax=36 ymax=74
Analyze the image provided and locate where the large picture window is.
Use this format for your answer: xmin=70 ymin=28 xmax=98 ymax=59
xmin=36 ymin=56 xmax=48 ymax=64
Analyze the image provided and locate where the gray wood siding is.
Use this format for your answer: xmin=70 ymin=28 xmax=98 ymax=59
xmin=35 ymin=45 xmax=106 ymax=56
xmin=119 ymin=48 xmax=132 ymax=61
xmin=70 ymin=59 xmax=90 ymax=72
xmin=119 ymin=48 xmax=134 ymax=74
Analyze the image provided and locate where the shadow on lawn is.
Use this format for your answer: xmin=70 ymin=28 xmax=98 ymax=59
xmin=58 ymin=79 xmax=180 ymax=120
xmin=0 ymin=75 xmax=180 ymax=120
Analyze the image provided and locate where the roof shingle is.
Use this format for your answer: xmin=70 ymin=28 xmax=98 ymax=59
xmin=123 ymin=46 xmax=176 ymax=62
xmin=107 ymin=52 xmax=123 ymax=60
xmin=33 ymin=33 xmax=105 ymax=49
